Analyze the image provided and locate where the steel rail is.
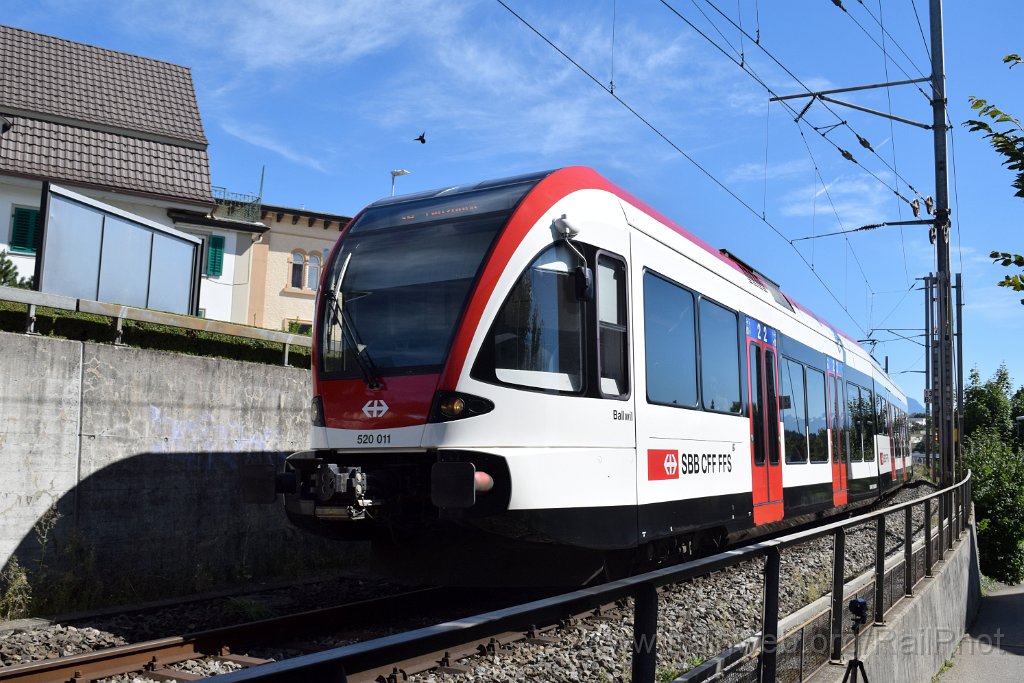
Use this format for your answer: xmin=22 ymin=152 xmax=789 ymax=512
xmin=0 ymin=587 xmax=453 ymax=683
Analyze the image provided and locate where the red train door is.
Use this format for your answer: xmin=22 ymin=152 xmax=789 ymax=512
xmin=827 ymin=359 xmax=848 ymax=506
xmin=746 ymin=317 xmax=784 ymax=525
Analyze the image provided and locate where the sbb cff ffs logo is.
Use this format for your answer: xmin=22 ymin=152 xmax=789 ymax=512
xmin=362 ymin=400 xmax=389 ymax=418
xmin=647 ymin=449 xmax=679 ymax=480
xmin=646 ymin=449 xmax=734 ymax=480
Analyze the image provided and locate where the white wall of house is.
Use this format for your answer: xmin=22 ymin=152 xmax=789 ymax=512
xmin=191 ymin=228 xmax=238 ymax=323
xmin=0 ymin=180 xmax=46 ymax=279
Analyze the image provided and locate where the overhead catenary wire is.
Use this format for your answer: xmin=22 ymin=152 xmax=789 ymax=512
xmin=849 ymin=0 xmax=930 ymax=84
xmin=692 ymin=0 xmax=929 ymax=206
xmin=657 ymin=0 xmax=882 ymax=299
xmin=662 ymin=0 xmax=941 ymax=322
xmin=494 ymin=0 xmax=870 ymax=334
xmin=609 ymin=0 xmax=617 ymax=93
xmin=877 ymin=0 xmax=912 ymax=286
xmin=908 ymin=0 xmax=931 ymax=59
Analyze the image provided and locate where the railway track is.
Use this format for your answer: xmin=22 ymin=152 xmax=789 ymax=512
xmin=0 ymin=480 xmax=941 ymax=682
xmin=0 ymin=587 xmax=511 ymax=683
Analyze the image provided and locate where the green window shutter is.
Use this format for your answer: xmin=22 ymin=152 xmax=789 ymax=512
xmin=206 ymin=235 xmax=225 ymax=277
xmin=10 ymin=208 xmax=39 ymax=254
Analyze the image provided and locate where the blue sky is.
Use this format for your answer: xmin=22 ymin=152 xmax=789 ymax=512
xmin=6 ymin=0 xmax=1023 ymax=407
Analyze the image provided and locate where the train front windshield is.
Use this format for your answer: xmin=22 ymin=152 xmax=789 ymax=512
xmin=319 ymin=181 xmax=536 ymax=380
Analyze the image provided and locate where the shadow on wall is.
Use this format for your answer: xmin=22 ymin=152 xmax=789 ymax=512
xmin=0 ymin=450 xmax=362 ymax=617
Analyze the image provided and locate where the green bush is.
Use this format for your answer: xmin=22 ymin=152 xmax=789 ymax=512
xmin=0 ymin=300 xmax=310 ymax=369
xmin=962 ymin=429 xmax=1024 ymax=584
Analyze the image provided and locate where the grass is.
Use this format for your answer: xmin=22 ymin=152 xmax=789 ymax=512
xmin=0 ymin=300 xmax=311 ymax=368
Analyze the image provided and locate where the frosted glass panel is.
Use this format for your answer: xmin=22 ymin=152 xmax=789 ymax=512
xmin=98 ymin=216 xmax=152 ymax=307
xmin=148 ymin=233 xmax=195 ymax=314
xmin=41 ymin=195 xmax=103 ymax=300
xmin=39 ymin=187 xmax=199 ymax=315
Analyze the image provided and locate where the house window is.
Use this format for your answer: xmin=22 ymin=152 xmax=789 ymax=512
xmin=307 ymin=253 xmax=320 ymax=290
xmin=9 ymin=207 xmax=40 ymax=254
xmin=290 ymin=250 xmax=305 ymax=288
xmin=206 ymin=235 xmax=225 ymax=277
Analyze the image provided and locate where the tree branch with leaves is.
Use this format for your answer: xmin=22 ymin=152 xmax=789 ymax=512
xmin=964 ymin=53 xmax=1024 ymax=304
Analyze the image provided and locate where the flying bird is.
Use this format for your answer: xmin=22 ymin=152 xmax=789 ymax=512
xmin=415 ymin=132 xmax=426 ymax=144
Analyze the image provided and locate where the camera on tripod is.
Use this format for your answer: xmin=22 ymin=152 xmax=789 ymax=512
xmin=848 ymin=597 xmax=868 ymax=626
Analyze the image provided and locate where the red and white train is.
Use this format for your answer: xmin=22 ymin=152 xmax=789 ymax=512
xmin=279 ymin=166 xmax=912 ymax=579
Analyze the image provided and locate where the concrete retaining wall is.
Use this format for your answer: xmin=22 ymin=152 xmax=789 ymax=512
xmin=0 ymin=331 xmax=343 ymax=611
xmin=815 ymin=518 xmax=982 ymax=682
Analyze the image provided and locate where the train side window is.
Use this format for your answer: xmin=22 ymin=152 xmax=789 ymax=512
xmin=765 ymin=349 xmax=781 ymax=466
xmin=864 ymin=390 xmax=876 ymax=445
xmin=749 ymin=343 xmax=764 ymax=466
xmin=643 ymin=272 xmax=697 ymax=407
xmin=699 ymin=298 xmax=742 ymax=413
xmin=781 ymin=358 xmax=808 ymax=464
xmin=847 ymin=383 xmax=863 ymax=461
xmin=491 ymin=243 xmax=584 ymax=392
xmin=831 ymin=375 xmax=845 ymax=464
xmin=806 ymin=367 xmax=829 ymax=463
xmin=597 ymin=254 xmax=629 ymax=398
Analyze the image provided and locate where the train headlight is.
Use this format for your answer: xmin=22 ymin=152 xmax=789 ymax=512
xmin=440 ymin=396 xmax=466 ymax=417
xmin=430 ymin=391 xmax=494 ymax=422
xmin=311 ymin=396 xmax=325 ymax=426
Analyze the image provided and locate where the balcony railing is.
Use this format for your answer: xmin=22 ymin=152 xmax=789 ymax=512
xmin=212 ymin=186 xmax=262 ymax=223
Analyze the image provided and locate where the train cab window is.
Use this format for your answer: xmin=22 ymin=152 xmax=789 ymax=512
xmin=643 ymin=272 xmax=697 ymax=408
xmin=806 ymin=367 xmax=829 ymax=463
xmin=781 ymin=358 xmax=808 ymax=464
xmin=597 ymin=254 xmax=629 ymax=398
xmin=699 ymin=299 xmax=742 ymax=413
xmin=491 ymin=243 xmax=584 ymax=392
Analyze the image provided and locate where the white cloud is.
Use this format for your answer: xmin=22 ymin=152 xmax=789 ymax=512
xmin=220 ymin=121 xmax=327 ymax=172
xmin=728 ymin=158 xmax=812 ymax=183
xmin=779 ymin=172 xmax=895 ymax=228
xmin=123 ymin=0 xmax=464 ymax=72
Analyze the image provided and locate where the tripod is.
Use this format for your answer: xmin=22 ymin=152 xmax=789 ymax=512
xmin=841 ymin=616 xmax=869 ymax=683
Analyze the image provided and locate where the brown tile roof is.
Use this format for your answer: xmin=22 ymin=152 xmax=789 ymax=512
xmin=0 ymin=24 xmax=206 ymax=145
xmin=0 ymin=115 xmax=212 ymax=204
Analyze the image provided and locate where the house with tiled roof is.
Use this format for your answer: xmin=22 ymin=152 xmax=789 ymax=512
xmin=0 ymin=24 xmax=256 ymax=322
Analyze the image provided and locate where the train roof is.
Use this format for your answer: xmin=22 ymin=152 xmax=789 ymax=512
xmin=377 ymin=165 xmax=901 ymax=396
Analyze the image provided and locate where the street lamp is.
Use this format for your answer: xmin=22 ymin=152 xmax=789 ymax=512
xmin=390 ymin=169 xmax=410 ymax=196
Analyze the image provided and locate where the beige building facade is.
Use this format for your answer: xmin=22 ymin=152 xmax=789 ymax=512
xmin=244 ymin=204 xmax=350 ymax=332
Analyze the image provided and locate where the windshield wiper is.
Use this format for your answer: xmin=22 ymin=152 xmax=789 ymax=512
xmin=327 ymin=253 xmax=382 ymax=389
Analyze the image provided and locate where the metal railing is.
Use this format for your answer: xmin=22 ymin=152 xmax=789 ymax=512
xmin=0 ymin=285 xmax=310 ymax=366
xmin=212 ymin=186 xmax=262 ymax=223
xmin=211 ymin=472 xmax=971 ymax=683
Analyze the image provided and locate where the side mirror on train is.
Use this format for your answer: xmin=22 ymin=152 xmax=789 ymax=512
xmin=780 ymin=395 xmax=792 ymax=410
xmin=574 ymin=265 xmax=594 ymax=301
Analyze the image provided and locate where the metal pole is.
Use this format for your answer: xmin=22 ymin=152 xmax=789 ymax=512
xmin=760 ymin=547 xmax=781 ymax=681
xmin=929 ymin=0 xmax=955 ymax=488
xmin=925 ymin=497 xmax=934 ymax=576
xmin=904 ymin=506 xmax=914 ymax=596
xmin=947 ymin=492 xmax=955 ymax=551
xmin=955 ymin=273 xmax=964 ymax=472
xmin=632 ymin=582 xmax=658 ymax=683
xmin=830 ymin=528 xmax=847 ymax=661
xmin=923 ymin=275 xmax=934 ymax=480
xmin=874 ymin=515 xmax=886 ymax=624
xmin=937 ymin=494 xmax=945 ymax=561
